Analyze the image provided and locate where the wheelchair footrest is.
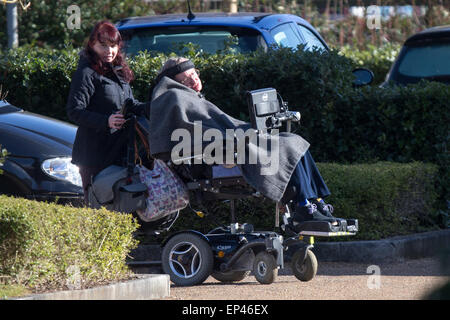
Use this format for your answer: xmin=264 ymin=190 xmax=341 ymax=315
xmin=294 ymin=219 xmax=358 ymax=237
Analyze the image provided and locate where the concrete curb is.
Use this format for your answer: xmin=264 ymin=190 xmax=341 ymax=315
xmin=16 ymin=274 xmax=170 ymax=300
xmin=310 ymin=229 xmax=450 ymax=263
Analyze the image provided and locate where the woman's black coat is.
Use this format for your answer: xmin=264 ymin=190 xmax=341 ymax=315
xmin=66 ymin=52 xmax=150 ymax=169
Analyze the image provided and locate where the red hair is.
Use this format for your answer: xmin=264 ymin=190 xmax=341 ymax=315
xmin=85 ymin=21 xmax=134 ymax=82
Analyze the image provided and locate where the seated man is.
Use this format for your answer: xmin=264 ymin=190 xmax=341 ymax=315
xmin=148 ymin=57 xmax=340 ymax=226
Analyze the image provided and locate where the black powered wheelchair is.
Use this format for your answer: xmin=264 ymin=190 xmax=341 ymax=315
xmin=120 ymin=88 xmax=358 ymax=286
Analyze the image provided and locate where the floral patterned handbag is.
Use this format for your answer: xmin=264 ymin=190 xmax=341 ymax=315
xmin=136 ymin=159 xmax=189 ymax=222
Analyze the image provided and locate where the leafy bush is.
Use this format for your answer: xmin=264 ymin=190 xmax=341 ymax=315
xmin=309 ymin=4 xmax=450 ymax=51
xmin=0 ymin=46 xmax=80 ymax=121
xmin=317 ymin=161 xmax=439 ymax=240
xmin=0 ymin=195 xmax=139 ymax=291
xmin=172 ymin=161 xmax=439 ymax=241
xmin=195 ymin=46 xmax=356 ymax=121
xmin=327 ymin=82 xmax=449 ymax=204
xmin=0 ymin=0 xmax=153 ymax=49
xmin=0 ymin=45 xmax=356 ymax=124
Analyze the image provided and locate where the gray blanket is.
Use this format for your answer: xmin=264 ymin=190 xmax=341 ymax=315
xmin=149 ymin=77 xmax=310 ymax=202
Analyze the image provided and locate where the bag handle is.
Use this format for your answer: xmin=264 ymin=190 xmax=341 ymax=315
xmin=134 ymin=120 xmax=155 ymax=170
xmin=135 ymin=122 xmax=152 ymax=158
xmin=134 ymin=138 xmax=143 ymax=166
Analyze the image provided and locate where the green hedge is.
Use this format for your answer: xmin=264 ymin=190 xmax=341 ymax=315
xmin=0 ymin=46 xmax=448 ymax=204
xmin=0 ymin=47 xmax=80 ymax=122
xmin=0 ymin=45 xmax=356 ymax=124
xmin=328 ymin=82 xmax=450 ymax=205
xmin=0 ymin=195 xmax=139 ymax=291
xmin=171 ymin=161 xmax=440 ymax=241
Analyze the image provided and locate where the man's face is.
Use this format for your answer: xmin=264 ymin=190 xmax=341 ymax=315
xmin=175 ymin=68 xmax=202 ymax=92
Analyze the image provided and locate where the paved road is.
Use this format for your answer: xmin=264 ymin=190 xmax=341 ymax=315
xmin=163 ymin=257 xmax=448 ymax=300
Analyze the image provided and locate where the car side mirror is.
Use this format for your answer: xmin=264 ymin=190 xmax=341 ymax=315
xmin=352 ymin=68 xmax=374 ymax=87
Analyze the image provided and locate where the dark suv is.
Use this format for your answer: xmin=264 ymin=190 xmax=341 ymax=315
xmin=383 ymin=25 xmax=450 ymax=86
xmin=117 ymin=12 xmax=329 ymax=55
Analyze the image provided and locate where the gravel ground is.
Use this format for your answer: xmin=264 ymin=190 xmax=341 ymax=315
xmin=164 ymin=257 xmax=449 ymax=300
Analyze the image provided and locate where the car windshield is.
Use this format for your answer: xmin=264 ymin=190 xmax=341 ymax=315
xmin=121 ymin=26 xmax=266 ymax=55
xmin=398 ymin=42 xmax=450 ymax=78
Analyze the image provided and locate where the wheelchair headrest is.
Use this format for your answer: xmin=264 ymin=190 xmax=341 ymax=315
xmin=246 ymin=88 xmax=281 ymax=131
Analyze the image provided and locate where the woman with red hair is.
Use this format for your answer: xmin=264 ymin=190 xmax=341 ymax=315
xmin=66 ymin=21 xmax=150 ymax=203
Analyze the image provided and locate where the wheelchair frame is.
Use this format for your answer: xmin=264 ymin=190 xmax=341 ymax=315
xmin=137 ymin=88 xmax=359 ymax=286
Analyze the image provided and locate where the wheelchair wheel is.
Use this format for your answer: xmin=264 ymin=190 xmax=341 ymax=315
xmin=211 ymin=271 xmax=250 ymax=283
xmin=253 ymin=252 xmax=277 ymax=285
xmin=291 ymin=249 xmax=318 ymax=282
xmin=162 ymin=233 xmax=213 ymax=286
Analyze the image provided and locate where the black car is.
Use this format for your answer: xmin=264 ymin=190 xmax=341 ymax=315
xmin=0 ymin=100 xmax=83 ymax=204
xmin=383 ymin=25 xmax=450 ymax=86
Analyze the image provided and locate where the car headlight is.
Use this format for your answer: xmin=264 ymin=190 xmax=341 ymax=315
xmin=41 ymin=157 xmax=82 ymax=187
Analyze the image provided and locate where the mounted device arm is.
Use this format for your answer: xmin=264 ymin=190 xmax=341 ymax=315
xmin=246 ymin=88 xmax=301 ymax=133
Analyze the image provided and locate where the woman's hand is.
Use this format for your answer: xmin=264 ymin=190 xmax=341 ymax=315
xmin=108 ymin=112 xmax=125 ymax=130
